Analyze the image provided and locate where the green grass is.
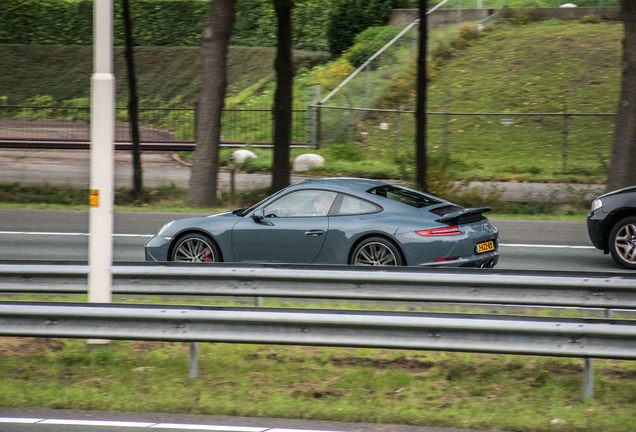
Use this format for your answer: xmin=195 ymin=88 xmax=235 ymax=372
xmin=0 ymin=295 xmax=635 ymax=431
xmin=0 ymin=181 xmax=591 ymax=218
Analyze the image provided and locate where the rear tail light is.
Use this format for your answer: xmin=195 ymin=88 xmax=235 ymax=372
xmin=416 ymin=225 xmax=461 ymax=236
xmin=435 ymin=257 xmax=459 ymax=262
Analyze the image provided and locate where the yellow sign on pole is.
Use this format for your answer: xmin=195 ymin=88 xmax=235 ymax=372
xmin=90 ymin=189 xmax=100 ymax=207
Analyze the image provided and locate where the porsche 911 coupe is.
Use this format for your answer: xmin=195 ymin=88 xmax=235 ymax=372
xmin=145 ymin=178 xmax=500 ymax=267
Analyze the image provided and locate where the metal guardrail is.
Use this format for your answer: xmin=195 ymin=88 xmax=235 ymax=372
xmin=2 ymin=263 xmax=634 ymax=397
xmin=2 ymin=264 xmax=636 ymax=311
xmin=1 ymin=301 xmax=635 ymax=360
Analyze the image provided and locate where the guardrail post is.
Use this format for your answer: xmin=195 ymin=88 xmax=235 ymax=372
xmin=189 ymin=342 xmax=199 ymax=379
xmin=583 ymin=358 xmax=593 ymax=399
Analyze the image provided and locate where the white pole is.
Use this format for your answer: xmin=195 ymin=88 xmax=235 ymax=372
xmin=89 ymin=0 xmax=115 ymax=317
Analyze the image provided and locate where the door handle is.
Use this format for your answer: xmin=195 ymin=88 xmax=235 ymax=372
xmin=304 ymin=230 xmax=325 ymax=236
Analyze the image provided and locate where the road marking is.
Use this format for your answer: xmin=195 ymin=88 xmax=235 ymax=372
xmin=40 ymin=419 xmax=155 ymax=427
xmin=0 ymin=232 xmax=595 ymax=248
xmin=0 ymin=417 xmax=347 ymax=432
xmin=500 ymin=243 xmax=595 ymax=249
xmin=0 ymin=231 xmax=153 ymax=238
xmin=151 ymin=425 xmax=267 ymax=431
xmin=0 ymin=417 xmax=43 ymax=423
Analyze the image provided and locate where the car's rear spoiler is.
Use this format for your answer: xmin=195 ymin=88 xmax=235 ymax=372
xmin=436 ymin=207 xmax=492 ymax=225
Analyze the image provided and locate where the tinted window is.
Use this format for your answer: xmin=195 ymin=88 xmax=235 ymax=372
xmin=335 ymin=194 xmax=381 ymax=216
xmin=263 ymin=190 xmax=337 ymax=217
xmin=367 ymin=185 xmax=441 ymax=208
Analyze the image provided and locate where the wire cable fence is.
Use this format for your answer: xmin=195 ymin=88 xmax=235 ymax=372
xmin=0 ymin=103 xmax=308 ymax=146
xmin=312 ymin=102 xmax=616 ymax=178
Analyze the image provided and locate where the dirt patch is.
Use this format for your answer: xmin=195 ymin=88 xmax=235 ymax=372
xmin=0 ymin=337 xmax=64 ymax=357
xmin=329 ymin=356 xmax=435 ymax=371
xmin=132 ymin=340 xmax=189 ymax=355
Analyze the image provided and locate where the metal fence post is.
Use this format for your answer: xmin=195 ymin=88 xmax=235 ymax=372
xmin=348 ymin=107 xmax=354 ymax=142
xmin=411 ymin=21 xmax=418 ymax=61
xmin=316 ymin=101 xmax=322 ymax=149
xmin=457 ymin=0 xmax=462 ymax=29
xmin=444 ymin=92 xmax=452 ymax=162
xmin=562 ymin=106 xmax=569 ymax=174
xmin=395 ymin=106 xmax=402 ymax=152
xmin=193 ymin=101 xmax=198 ymax=142
xmin=228 ymin=155 xmax=235 ymax=198
xmin=189 ymin=342 xmax=199 ymax=379
xmin=365 ymin=64 xmax=371 ymax=109
xmin=598 ymin=0 xmax=603 ymax=16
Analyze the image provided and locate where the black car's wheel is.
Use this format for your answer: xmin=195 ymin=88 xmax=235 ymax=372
xmin=171 ymin=233 xmax=222 ymax=263
xmin=351 ymin=237 xmax=403 ymax=266
xmin=609 ymin=217 xmax=636 ymax=270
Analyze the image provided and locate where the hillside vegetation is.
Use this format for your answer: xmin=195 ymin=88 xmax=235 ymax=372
xmin=0 ymin=45 xmax=327 ymax=105
xmin=0 ymin=17 xmax=624 ymax=188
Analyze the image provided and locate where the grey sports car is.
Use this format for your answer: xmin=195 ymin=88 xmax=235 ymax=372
xmin=145 ymin=178 xmax=499 ymax=267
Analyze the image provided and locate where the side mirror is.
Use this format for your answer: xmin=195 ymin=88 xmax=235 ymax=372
xmin=251 ymin=208 xmax=265 ymax=222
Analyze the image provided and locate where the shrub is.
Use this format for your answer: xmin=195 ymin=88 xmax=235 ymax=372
xmin=342 ymin=26 xmax=404 ymax=69
xmin=326 ymin=0 xmax=394 ymax=57
xmin=581 ymin=14 xmax=601 ymax=24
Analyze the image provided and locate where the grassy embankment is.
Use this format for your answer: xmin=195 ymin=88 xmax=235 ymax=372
xmin=0 ymin=18 xmax=623 ymax=216
xmin=1 ymin=294 xmax=636 ymax=432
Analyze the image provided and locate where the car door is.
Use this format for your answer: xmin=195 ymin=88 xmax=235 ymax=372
xmin=231 ymin=190 xmax=337 ymax=263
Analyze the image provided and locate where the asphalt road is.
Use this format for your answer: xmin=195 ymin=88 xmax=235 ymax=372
xmin=0 ymin=210 xmax=621 ymax=432
xmin=0 ymin=408 xmax=502 ymax=432
xmin=0 ymin=208 xmax=621 ymax=272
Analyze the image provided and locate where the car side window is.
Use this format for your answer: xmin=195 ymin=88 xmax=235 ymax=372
xmin=335 ymin=194 xmax=381 ymax=216
xmin=263 ymin=190 xmax=337 ymax=218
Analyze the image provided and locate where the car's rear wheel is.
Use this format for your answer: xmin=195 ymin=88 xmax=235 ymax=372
xmin=171 ymin=233 xmax=222 ymax=263
xmin=609 ymin=217 xmax=636 ymax=270
xmin=351 ymin=237 xmax=403 ymax=266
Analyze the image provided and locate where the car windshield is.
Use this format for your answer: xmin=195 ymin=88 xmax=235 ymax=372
xmin=237 ymin=188 xmax=287 ymax=217
xmin=367 ymin=185 xmax=442 ymax=208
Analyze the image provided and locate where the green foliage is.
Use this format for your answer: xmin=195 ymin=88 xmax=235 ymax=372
xmin=326 ymin=144 xmax=366 ymax=162
xmin=326 ymin=0 xmax=394 ymax=57
xmin=0 ymin=0 xmax=331 ymax=51
xmin=342 ymin=26 xmax=404 ymax=69
xmin=581 ymin=14 xmax=601 ymax=24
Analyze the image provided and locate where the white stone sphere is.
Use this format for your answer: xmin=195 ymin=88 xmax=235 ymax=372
xmin=232 ymin=149 xmax=257 ymax=164
xmin=293 ymin=153 xmax=325 ymax=172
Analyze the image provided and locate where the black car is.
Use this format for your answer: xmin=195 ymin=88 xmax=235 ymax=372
xmin=587 ymin=185 xmax=636 ymax=269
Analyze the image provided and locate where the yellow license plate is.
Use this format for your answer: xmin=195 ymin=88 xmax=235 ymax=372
xmin=476 ymin=241 xmax=495 ymax=254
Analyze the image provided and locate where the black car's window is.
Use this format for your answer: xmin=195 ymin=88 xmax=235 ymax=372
xmin=333 ymin=194 xmax=381 ymax=216
xmin=367 ymin=185 xmax=441 ymax=208
xmin=263 ymin=190 xmax=337 ymax=218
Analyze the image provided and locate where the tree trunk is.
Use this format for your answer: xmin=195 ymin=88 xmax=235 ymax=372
xmin=122 ymin=0 xmax=142 ymax=197
xmin=271 ymin=0 xmax=294 ymax=193
xmin=607 ymin=1 xmax=636 ymax=192
xmin=415 ymin=2 xmax=428 ymax=191
xmin=187 ymin=0 xmax=235 ymax=207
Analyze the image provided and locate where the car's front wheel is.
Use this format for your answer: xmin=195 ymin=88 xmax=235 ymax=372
xmin=351 ymin=237 xmax=404 ymax=266
xmin=609 ymin=216 xmax=636 ymax=270
xmin=171 ymin=233 xmax=222 ymax=263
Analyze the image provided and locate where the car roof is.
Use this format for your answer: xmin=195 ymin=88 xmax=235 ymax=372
xmin=289 ymin=177 xmax=390 ymax=193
